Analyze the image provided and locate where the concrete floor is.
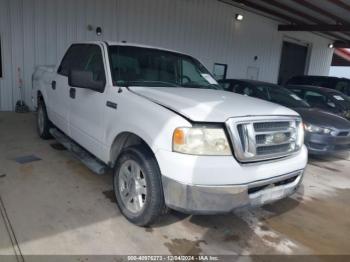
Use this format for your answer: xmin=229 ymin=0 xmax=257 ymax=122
xmin=0 ymin=112 xmax=349 ymax=258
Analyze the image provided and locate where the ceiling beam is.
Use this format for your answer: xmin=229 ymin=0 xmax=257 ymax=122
xmin=260 ymin=0 xmax=350 ymax=40
xmin=230 ymin=0 xmax=350 ymax=42
xmin=292 ymin=0 xmax=347 ymax=25
xmin=327 ymin=0 xmax=350 ymax=13
xmin=334 ymin=40 xmax=350 ymax=48
xmin=261 ymin=0 xmax=350 ymax=37
xmin=260 ymin=0 xmax=321 ymax=24
xmin=229 ymin=0 xmax=305 ymax=24
xmin=278 ymin=24 xmax=350 ymax=32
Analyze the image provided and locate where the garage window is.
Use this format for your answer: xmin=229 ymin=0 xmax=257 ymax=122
xmin=0 ymin=37 xmax=2 ymax=78
xmin=213 ymin=63 xmax=227 ymax=80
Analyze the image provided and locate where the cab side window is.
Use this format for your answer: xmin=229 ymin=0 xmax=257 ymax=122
xmin=57 ymin=44 xmax=105 ymax=84
xmin=84 ymin=46 xmax=106 ymax=83
xmin=58 ymin=44 xmax=89 ymax=76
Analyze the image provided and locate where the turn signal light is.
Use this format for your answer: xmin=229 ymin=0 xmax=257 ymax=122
xmin=173 ymin=128 xmax=185 ymax=145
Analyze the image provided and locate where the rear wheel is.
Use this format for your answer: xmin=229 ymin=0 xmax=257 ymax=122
xmin=113 ymin=146 xmax=166 ymax=226
xmin=37 ymin=101 xmax=52 ymax=139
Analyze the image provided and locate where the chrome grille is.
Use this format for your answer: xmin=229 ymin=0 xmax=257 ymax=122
xmin=226 ymin=116 xmax=304 ymax=162
xmin=255 ymin=132 xmax=291 ymax=145
xmin=254 ymin=122 xmax=290 ymax=132
xmin=256 ymin=144 xmax=291 ymax=155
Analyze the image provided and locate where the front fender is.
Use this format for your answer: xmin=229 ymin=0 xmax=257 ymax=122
xmin=104 ymin=90 xmax=191 ymax=163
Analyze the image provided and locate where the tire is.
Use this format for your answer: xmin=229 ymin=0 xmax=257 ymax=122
xmin=113 ymin=146 xmax=166 ymax=226
xmin=37 ymin=101 xmax=52 ymax=139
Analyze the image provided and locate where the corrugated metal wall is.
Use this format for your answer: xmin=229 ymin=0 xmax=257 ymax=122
xmin=0 ymin=0 xmax=334 ymax=111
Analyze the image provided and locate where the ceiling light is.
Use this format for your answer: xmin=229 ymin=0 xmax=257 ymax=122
xmin=328 ymin=43 xmax=334 ymax=48
xmin=235 ymin=14 xmax=244 ymax=21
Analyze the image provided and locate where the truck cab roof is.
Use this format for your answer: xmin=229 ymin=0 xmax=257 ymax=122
xmin=72 ymin=41 xmax=187 ymax=56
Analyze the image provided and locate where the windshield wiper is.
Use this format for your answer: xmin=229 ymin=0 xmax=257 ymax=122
xmin=181 ymin=82 xmax=221 ymax=90
xmin=118 ymin=80 xmax=179 ymax=87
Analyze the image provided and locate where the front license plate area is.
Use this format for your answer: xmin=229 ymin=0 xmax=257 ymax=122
xmin=260 ymin=186 xmax=285 ymax=204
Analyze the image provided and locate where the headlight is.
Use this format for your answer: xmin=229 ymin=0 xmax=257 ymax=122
xmin=296 ymin=121 xmax=305 ymax=149
xmin=173 ymin=127 xmax=232 ymax=155
xmin=304 ymin=123 xmax=332 ymax=135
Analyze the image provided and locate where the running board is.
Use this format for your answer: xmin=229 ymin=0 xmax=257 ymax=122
xmin=49 ymin=128 xmax=108 ymax=175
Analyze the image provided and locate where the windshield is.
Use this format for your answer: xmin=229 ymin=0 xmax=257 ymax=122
xmin=108 ymin=45 xmax=221 ymax=90
xmin=256 ymin=84 xmax=310 ymax=108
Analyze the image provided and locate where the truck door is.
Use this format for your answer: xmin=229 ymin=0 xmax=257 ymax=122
xmin=51 ymin=44 xmax=89 ymax=135
xmin=68 ymin=44 xmax=107 ymax=159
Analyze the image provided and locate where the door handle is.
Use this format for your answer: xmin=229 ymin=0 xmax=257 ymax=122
xmin=51 ymin=81 xmax=56 ymax=90
xmin=70 ymin=88 xmax=76 ymax=99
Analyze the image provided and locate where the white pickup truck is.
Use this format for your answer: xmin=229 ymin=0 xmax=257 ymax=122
xmin=32 ymin=41 xmax=307 ymax=226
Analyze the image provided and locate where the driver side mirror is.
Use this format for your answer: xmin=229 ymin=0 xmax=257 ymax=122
xmin=68 ymin=70 xmax=105 ymax=93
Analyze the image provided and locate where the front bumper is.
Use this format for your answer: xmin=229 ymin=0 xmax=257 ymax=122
xmin=305 ymin=132 xmax=350 ymax=155
xmin=162 ymin=170 xmax=303 ymax=214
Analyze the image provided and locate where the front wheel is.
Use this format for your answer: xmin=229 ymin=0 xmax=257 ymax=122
xmin=113 ymin=146 xmax=166 ymax=226
xmin=37 ymin=101 xmax=52 ymax=139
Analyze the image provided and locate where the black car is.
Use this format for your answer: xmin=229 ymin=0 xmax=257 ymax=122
xmin=219 ymin=79 xmax=350 ymax=155
xmin=286 ymin=75 xmax=350 ymax=97
xmin=286 ymin=85 xmax=350 ymax=121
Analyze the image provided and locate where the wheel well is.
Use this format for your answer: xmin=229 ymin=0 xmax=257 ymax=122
xmin=110 ymin=132 xmax=155 ymax=167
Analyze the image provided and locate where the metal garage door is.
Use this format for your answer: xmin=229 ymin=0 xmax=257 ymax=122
xmin=278 ymin=41 xmax=309 ymax=85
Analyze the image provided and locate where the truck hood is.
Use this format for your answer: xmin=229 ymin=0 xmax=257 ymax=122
xmin=293 ymin=108 xmax=350 ymax=130
xmin=129 ymin=86 xmax=298 ymax=122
